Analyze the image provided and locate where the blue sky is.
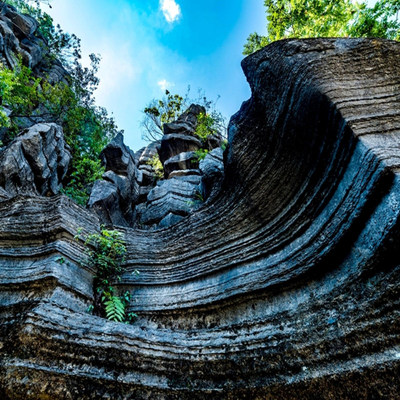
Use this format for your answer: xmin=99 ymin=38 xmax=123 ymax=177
xmin=42 ymin=0 xmax=267 ymax=150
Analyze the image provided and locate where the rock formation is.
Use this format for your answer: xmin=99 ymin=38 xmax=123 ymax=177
xmin=89 ymin=103 xmax=224 ymax=229
xmin=1 ymin=35 xmax=400 ymax=399
xmin=88 ymin=132 xmax=141 ymax=227
xmin=0 ymin=2 xmax=68 ymax=142
xmin=0 ymin=123 xmax=70 ymax=196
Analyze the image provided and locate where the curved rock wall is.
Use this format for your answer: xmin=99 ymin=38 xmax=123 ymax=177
xmin=1 ymin=38 xmax=400 ymax=399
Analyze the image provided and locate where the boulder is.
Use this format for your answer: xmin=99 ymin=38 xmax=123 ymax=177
xmin=163 ymin=104 xmax=205 ymax=136
xmin=138 ymin=175 xmax=202 ymax=226
xmin=0 ymin=123 xmax=70 ymax=196
xmin=0 ymin=3 xmax=46 ymax=69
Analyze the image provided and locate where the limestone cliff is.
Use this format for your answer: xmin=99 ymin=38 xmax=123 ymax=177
xmin=1 ymin=10 xmax=400 ymax=399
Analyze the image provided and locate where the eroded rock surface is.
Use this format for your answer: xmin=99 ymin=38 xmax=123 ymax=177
xmin=0 ymin=123 xmax=71 ymax=196
xmin=1 ymin=38 xmax=400 ymax=400
xmin=88 ymin=133 xmax=140 ymax=227
xmin=89 ymin=104 xmax=224 ymax=229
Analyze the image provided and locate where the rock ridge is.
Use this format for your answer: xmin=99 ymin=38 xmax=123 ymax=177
xmin=1 ymin=37 xmax=400 ymax=399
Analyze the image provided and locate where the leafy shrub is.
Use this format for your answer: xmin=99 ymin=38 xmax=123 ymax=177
xmin=142 ymin=90 xmax=184 ymax=142
xmin=146 ymin=153 xmax=164 ymax=180
xmin=194 ymin=112 xmax=218 ymax=141
xmin=76 ymin=227 xmax=138 ymax=323
xmin=244 ymin=0 xmax=400 ymax=55
xmin=141 ymin=87 xmax=226 ymax=142
xmin=192 ymin=148 xmax=209 ymax=162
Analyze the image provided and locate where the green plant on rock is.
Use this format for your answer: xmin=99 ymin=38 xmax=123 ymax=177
xmin=146 ymin=153 xmax=164 ymax=180
xmin=0 ymin=1 xmax=121 ymax=206
xmin=141 ymin=87 xmax=227 ymax=142
xmin=221 ymin=139 xmax=228 ymax=151
xmin=76 ymin=227 xmax=138 ymax=323
xmin=142 ymin=90 xmax=184 ymax=142
xmin=192 ymin=148 xmax=209 ymax=163
xmin=194 ymin=112 xmax=218 ymax=141
xmin=244 ymin=0 xmax=400 ymax=55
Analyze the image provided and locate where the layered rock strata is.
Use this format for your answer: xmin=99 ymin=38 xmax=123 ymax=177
xmin=1 ymin=38 xmax=400 ymax=399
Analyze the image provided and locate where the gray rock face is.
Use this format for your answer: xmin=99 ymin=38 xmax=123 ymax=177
xmin=199 ymin=147 xmax=224 ymax=200
xmin=134 ymin=142 xmax=160 ymax=199
xmin=137 ymin=175 xmax=202 ymax=226
xmin=164 ymin=151 xmax=199 ymax=178
xmin=158 ymin=133 xmax=202 ymax=164
xmin=0 ymin=3 xmax=69 ymax=141
xmin=88 ymin=133 xmax=140 ymax=227
xmin=0 ymin=3 xmax=60 ymax=72
xmin=163 ymin=103 xmax=205 ymax=135
xmin=2 ymin=38 xmax=400 ymax=399
xmin=0 ymin=123 xmax=71 ymax=196
xmin=134 ymin=103 xmax=224 ymax=228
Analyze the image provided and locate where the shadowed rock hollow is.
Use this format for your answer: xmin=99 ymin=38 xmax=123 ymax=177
xmin=1 ymin=37 xmax=400 ymax=399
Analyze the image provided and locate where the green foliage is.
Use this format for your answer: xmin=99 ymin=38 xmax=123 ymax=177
xmin=192 ymin=148 xmax=209 ymax=162
xmin=0 ymin=58 xmax=114 ymax=204
xmin=56 ymin=256 xmax=65 ymax=264
xmin=146 ymin=153 xmax=164 ymax=180
xmin=103 ymin=292 xmax=125 ymax=322
xmin=142 ymin=90 xmax=184 ymax=142
xmin=0 ymin=60 xmax=41 ymax=137
xmin=76 ymin=227 xmax=138 ymax=323
xmin=141 ymin=87 xmax=227 ymax=142
xmin=244 ymin=0 xmax=400 ymax=55
xmin=221 ymin=139 xmax=228 ymax=151
xmin=349 ymin=0 xmax=400 ymax=40
xmin=3 ymin=0 xmax=80 ymax=65
xmin=194 ymin=112 xmax=218 ymax=141
xmin=0 ymin=1 xmax=121 ymax=205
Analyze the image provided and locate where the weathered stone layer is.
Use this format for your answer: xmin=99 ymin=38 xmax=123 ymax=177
xmin=1 ymin=38 xmax=400 ymax=399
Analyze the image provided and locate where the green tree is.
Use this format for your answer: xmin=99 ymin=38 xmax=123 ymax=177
xmin=141 ymin=87 xmax=226 ymax=142
xmin=0 ymin=0 xmax=122 ymax=205
xmin=244 ymin=0 xmax=400 ymax=55
xmin=141 ymin=90 xmax=184 ymax=142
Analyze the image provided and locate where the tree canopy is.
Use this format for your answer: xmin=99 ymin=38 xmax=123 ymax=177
xmin=244 ymin=0 xmax=400 ymax=55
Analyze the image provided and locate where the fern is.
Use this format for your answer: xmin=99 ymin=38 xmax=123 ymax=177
xmin=76 ymin=227 xmax=139 ymax=324
xmin=104 ymin=295 xmax=125 ymax=322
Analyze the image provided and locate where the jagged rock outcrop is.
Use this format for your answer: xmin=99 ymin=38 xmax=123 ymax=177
xmin=0 ymin=2 xmax=67 ymax=82
xmin=137 ymin=175 xmax=202 ymax=227
xmin=0 ymin=123 xmax=70 ymax=196
xmin=2 ymin=38 xmax=400 ymax=399
xmin=0 ymin=2 xmax=68 ymax=138
xmin=88 ymin=133 xmax=140 ymax=227
xmin=135 ymin=105 xmax=224 ymax=228
xmin=134 ymin=142 xmax=160 ymax=202
xmin=89 ymin=104 xmax=225 ymax=229
xmin=199 ymin=147 xmax=224 ymax=200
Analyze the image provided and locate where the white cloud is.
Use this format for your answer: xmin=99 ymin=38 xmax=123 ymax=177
xmin=157 ymin=79 xmax=174 ymax=91
xmin=159 ymin=0 xmax=181 ymax=23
